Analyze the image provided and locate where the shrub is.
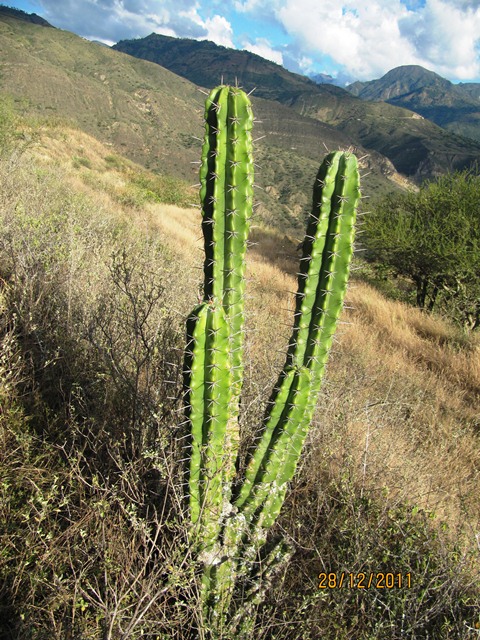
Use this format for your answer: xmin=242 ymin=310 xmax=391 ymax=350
xmin=364 ymin=171 xmax=480 ymax=330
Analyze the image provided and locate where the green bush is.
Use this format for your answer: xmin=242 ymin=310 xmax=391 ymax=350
xmin=364 ymin=171 xmax=480 ymax=330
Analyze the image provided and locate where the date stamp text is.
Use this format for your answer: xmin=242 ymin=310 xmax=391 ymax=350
xmin=318 ymin=572 xmax=412 ymax=589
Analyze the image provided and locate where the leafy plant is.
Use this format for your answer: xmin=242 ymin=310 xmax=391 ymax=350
xmin=183 ymin=85 xmax=360 ymax=636
xmin=364 ymin=171 xmax=480 ymax=330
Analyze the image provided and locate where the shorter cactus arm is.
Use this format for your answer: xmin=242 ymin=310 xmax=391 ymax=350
xmin=201 ymin=304 xmax=233 ymax=540
xmin=184 ymin=302 xmax=233 ymax=551
xmin=233 ymin=151 xmax=359 ymax=532
xmin=292 ymin=152 xmax=359 ymax=373
xmin=234 ymin=366 xmax=311 ymax=529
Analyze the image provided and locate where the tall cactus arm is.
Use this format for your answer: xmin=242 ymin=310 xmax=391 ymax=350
xmin=200 ymin=86 xmax=253 ymax=308
xmin=199 ymin=85 xmax=254 ymax=474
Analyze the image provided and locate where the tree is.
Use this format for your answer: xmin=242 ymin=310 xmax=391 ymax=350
xmin=364 ymin=170 xmax=480 ymax=330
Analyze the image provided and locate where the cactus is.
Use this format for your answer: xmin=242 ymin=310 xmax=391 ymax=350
xmin=183 ymin=85 xmax=360 ymax=635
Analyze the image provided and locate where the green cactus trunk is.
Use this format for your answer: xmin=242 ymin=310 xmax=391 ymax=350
xmin=183 ymin=85 xmax=254 ymax=624
xmin=183 ymin=85 xmax=360 ymax=636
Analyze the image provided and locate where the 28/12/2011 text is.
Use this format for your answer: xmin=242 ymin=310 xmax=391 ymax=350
xmin=318 ymin=572 xmax=412 ymax=589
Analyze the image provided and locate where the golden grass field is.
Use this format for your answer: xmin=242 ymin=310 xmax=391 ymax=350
xmin=37 ymin=123 xmax=480 ymax=540
xmin=2 ymin=120 xmax=476 ymax=637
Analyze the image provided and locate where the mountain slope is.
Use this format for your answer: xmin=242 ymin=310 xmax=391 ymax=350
xmin=0 ymin=13 xmax=403 ymax=231
xmin=457 ymin=82 xmax=480 ymax=101
xmin=0 ymin=14 xmax=205 ymax=179
xmin=0 ymin=4 xmax=53 ymax=27
xmin=348 ymin=65 xmax=480 ymax=143
xmin=114 ymin=33 xmax=318 ymax=103
xmin=113 ymin=34 xmax=480 ymax=181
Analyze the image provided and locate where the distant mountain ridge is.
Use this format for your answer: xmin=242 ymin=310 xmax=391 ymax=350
xmin=114 ymin=33 xmax=320 ymax=103
xmin=0 ymin=4 xmax=53 ymax=27
xmin=308 ymin=71 xmax=355 ymax=87
xmin=1 ymin=6 xmax=480 ymax=214
xmin=112 ymin=34 xmax=480 ymax=182
xmin=347 ymin=65 xmax=480 ymax=142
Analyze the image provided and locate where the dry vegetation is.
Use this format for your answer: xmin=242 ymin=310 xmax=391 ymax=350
xmin=0 ymin=115 xmax=479 ymax=639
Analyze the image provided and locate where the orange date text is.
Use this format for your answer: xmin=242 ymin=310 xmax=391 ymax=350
xmin=318 ymin=572 xmax=412 ymax=589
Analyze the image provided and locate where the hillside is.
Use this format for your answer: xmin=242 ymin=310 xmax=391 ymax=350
xmin=0 ymin=12 xmax=401 ymax=231
xmin=113 ymin=33 xmax=480 ymax=181
xmin=458 ymin=82 xmax=480 ymax=101
xmin=348 ymin=65 xmax=480 ymax=143
xmin=1 ymin=105 xmax=479 ymax=637
xmin=0 ymin=4 xmax=53 ymax=27
xmin=0 ymin=13 xmax=203 ymax=177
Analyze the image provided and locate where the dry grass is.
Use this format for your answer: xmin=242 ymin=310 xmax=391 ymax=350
xmin=126 ymin=156 xmax=480 ymax=543
xmin=3 ymin=123 xmax=478 ymax=636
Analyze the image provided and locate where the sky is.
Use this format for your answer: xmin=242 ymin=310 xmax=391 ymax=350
xmin=5 ymin=0 xmax=480 ymax=84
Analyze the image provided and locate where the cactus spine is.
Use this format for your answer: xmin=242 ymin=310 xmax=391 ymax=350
xmin=183 ymin=85 xmax=360 ymax=635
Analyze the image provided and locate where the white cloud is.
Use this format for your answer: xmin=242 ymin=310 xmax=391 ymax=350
xmin=297 ymin=56 xmax=314 ymax=73
xmin=242 ymin=37 xmax=283 ymax=64
xmin=239 ymin=0 xmax=480 ymax=80
xmin=203 ymin=15 xmax=235 ymax=47
xmin=399 ymin=0 xmax=480 ymax=79
xmin=275 ymin=0 xmax=421 ymax=78
xmin=174 ymin=6 xmax=235 ymax=46
xmin=234 ymin=0 xmax=282 ymax=14
xmin=36 ymin=0 xmax=233 ymax=45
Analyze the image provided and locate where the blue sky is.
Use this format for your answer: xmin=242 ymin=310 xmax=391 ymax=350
xmin=5 ymin=0 xmax=480 ymax=83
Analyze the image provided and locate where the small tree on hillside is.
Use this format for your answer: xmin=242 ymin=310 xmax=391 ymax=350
xmin=365 ymin=170 xmax=480 ymax=330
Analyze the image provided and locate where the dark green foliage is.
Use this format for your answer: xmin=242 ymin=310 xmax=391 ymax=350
xmin=365 ymin=170 xmax=480 ymax=329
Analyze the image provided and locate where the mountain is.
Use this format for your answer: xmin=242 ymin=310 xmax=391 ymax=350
xmin=457 ymin=82 xmax=480 ymax=101
xmin=348 ymin=65 xmax=453 ymax=100
xmin=348 ymin=65 xmax=480 ymax=143
xmin=0 ymin=12 xmax=399 ymax=232
xmin=1 ymin=9 xmax=480 ymax=233
xmin=114 ymin=34 xmax=321 ymax=104
xmin=0 ymin=13 xmax=204 ymax=179
xmin=112 ymin=34 xmax=480 ymax=181
xmin=0 ymin=4 xmax=53 ymax=27
xmin=309 ymin=72 xmax=337 ymax=85
xmin=309 ymin=71 xmax=355 ymax=87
